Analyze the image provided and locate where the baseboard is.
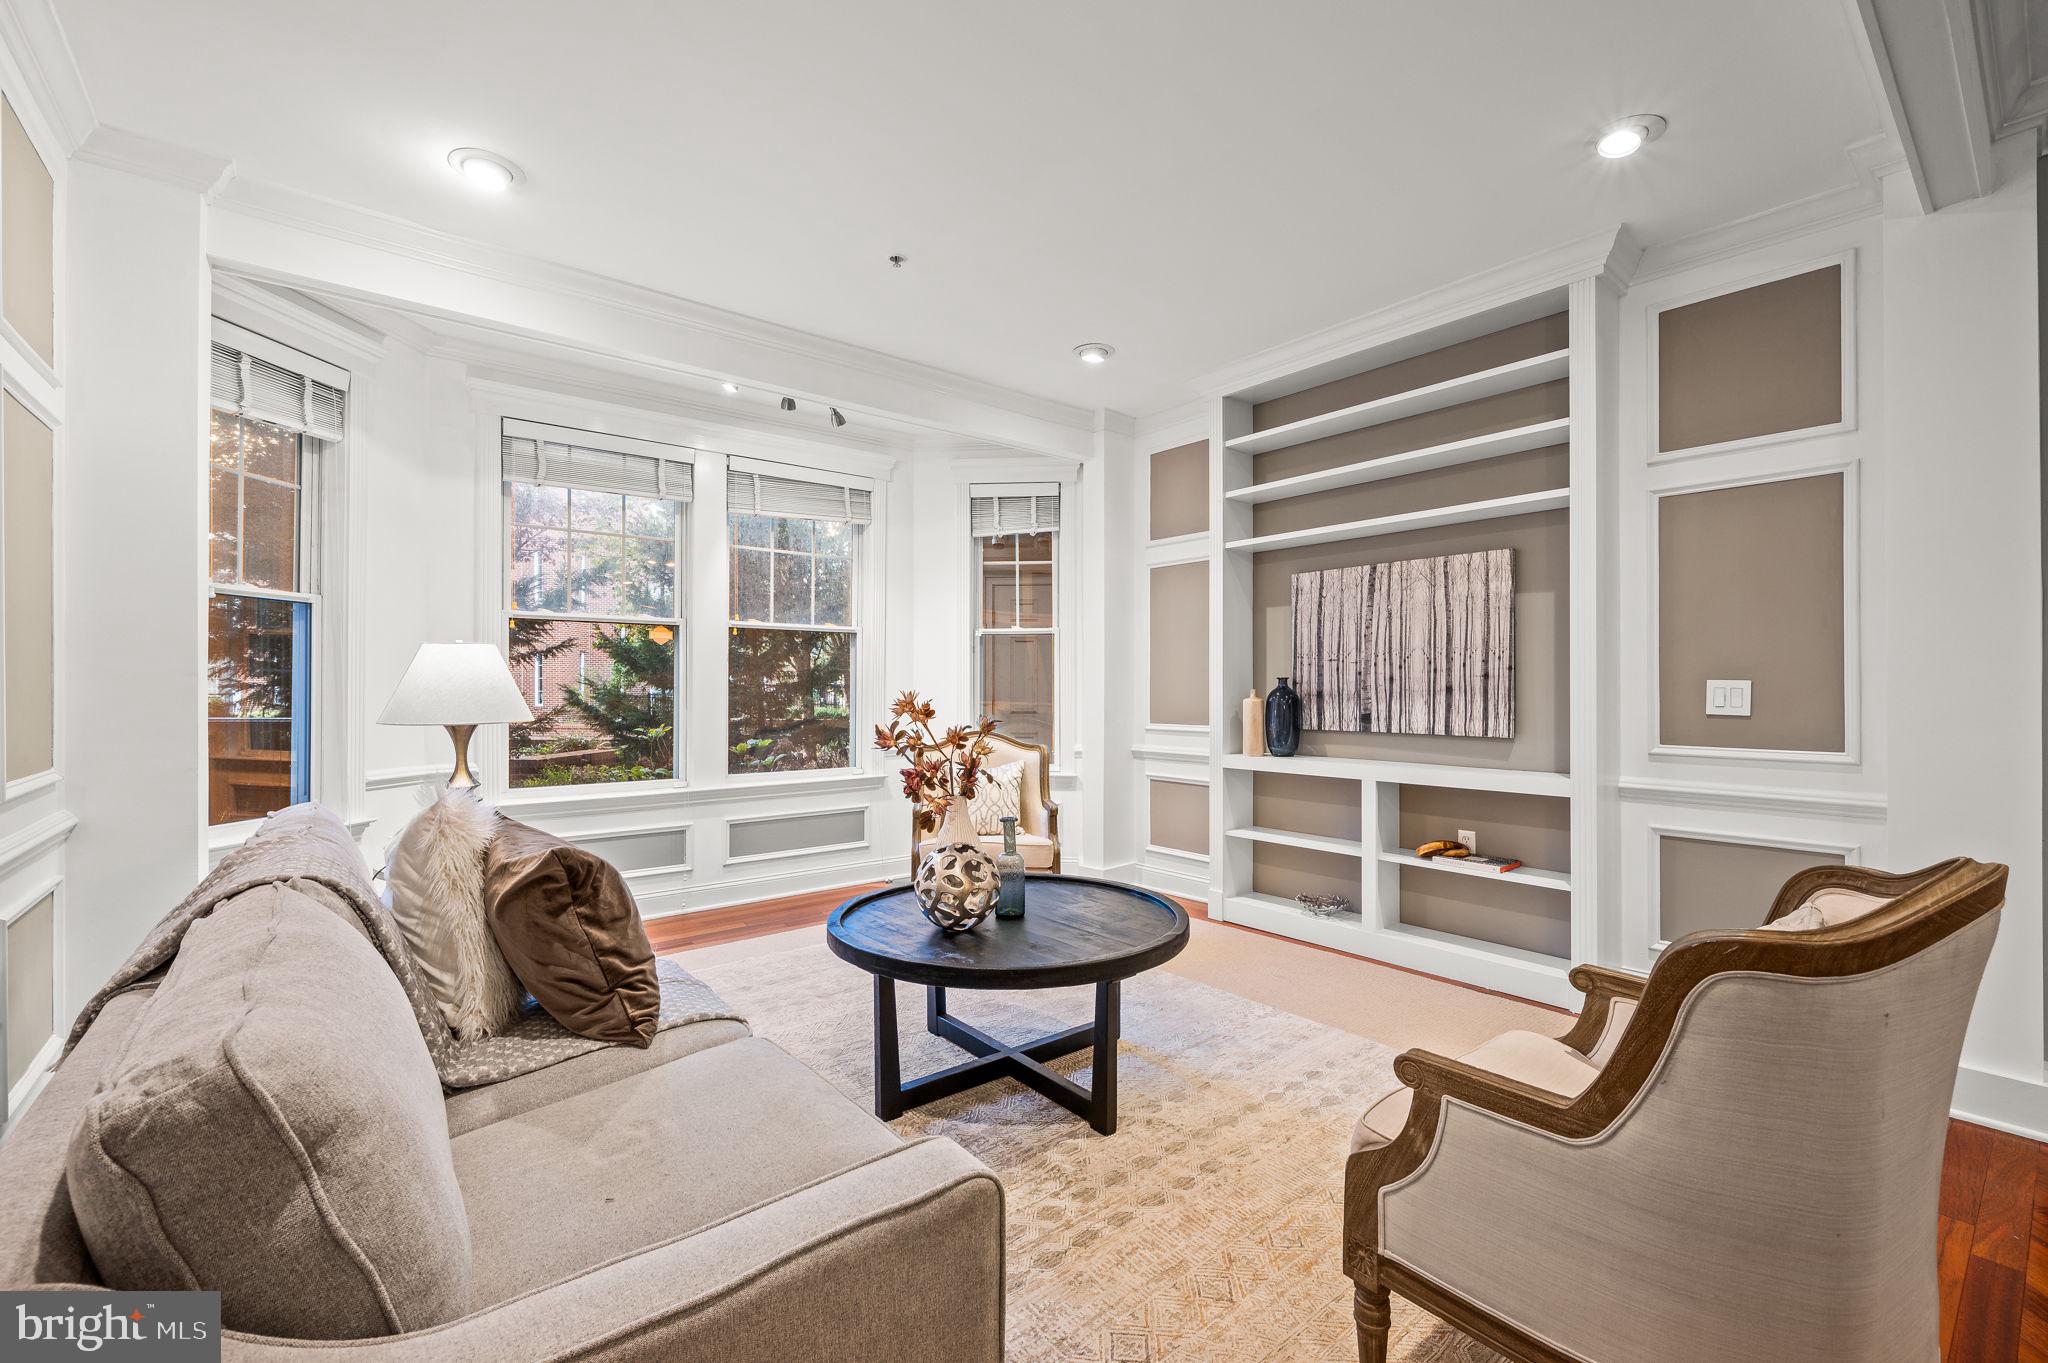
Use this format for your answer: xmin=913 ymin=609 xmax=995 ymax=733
xmin=637 ymin=854 xmax=904 ymax=919
xmin=1952 ymin=1064 xmax=2048 ymax=1142
xmin=1107 ymin=858 xmax=1212 ymax=902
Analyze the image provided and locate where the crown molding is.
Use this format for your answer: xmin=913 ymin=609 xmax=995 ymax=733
xmin=1190 ymin=224 xmax=1636 ymax=401
xmin=1132 ymin=399 xmax=1209 ymax=455
xmin=75 ymin=124 xmax=233 ymax=198
xmin=211 ymin=275 xmax=390 ymax=366
xmin=1633 ymin=182 xmax=1879 ymax=283
xmin=0 ymin=0 xmax=91 ymax=154
xmin=208 ymin=177 xmax=1098 ymax=451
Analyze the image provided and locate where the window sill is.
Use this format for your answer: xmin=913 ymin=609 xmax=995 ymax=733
xmin=208 ymin=812 xmax=377 ymax=868
xmin=499 ymin=770 xmax=886 ymax=820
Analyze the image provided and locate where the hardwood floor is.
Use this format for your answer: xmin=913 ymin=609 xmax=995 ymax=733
xmin=651 ymin=879 xmax=2047 ymax=1360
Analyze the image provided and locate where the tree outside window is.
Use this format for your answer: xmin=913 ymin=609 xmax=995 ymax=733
xmin=505 ymin=482 xmax=682 ymax=787
xmin=728 ymin=513 xmax=856 ymax=773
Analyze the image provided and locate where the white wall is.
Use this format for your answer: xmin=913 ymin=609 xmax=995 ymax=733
xmin=1882 ymin=138 xmax=2044 ymax=1134
xmin=61 ymin=161 xmax=210 ymax=1007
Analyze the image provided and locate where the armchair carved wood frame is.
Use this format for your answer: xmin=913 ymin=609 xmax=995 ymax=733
xmin=1343 ymin=858 xmax=2008 ymax=1363
xmin=907 ymin=731 xmax=1061 ymax=878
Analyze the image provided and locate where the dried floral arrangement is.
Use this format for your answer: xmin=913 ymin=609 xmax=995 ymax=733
xmin=874 ymin=691 xmax=998 ymax=836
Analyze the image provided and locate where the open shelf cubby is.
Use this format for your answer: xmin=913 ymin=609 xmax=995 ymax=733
xmin=1205 ymin=277 xmax=1617 ymax=1010
xmin=1222 ymin=349 xmax=1570 ymax=456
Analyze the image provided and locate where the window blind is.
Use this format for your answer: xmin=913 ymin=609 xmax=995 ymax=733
xmin=726 ymin=468 xmax=874 ymax=524
xmin=500 ymin=433 xmax=695 ymax=502
xmin=969 ymin=490 xmax=1060 ymax=537
xmin=210 ymin=340 xmax=347 ymax=442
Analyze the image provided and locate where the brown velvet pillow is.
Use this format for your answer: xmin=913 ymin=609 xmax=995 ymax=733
xmin=483 ymin=817 xmax=660 ymax=1046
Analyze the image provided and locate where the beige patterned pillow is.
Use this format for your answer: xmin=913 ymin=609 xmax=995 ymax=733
xmin=970 ymin=761 xmax=1024 ymax=835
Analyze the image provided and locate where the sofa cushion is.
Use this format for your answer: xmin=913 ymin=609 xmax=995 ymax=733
xmin=441 ymin=1014 xmax=752 ymax=1137
xmin=1350 ymin=1029 xmax=1599 ymax=1154
xmin=451 ymin=1035 xmax=901 ymax=1306
xmin=484 ymin=817 xmax=660 ymax=1046
xmin=0 ymin=985 xmax=156 ymax=1289
xmin=385 ymin=788 xmax=526 ymax=1039
xmin=969 ymin=761 xmax=1023 ymax=834
xmin=66 ymin=883 xmax=472 ymax=1338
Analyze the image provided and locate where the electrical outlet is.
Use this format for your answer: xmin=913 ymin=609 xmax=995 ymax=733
xmin=1705 ymin=679 xmax=1753 ymax=717
xmin=1457 ymin=828 xmax=1478 ymax=855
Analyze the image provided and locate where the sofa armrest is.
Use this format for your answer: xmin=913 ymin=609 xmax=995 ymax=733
xmin=220 ymin=1139 xmax=1003 ymax=1363
xmin=1557 ymin=963 xmax=1647 ymax=1057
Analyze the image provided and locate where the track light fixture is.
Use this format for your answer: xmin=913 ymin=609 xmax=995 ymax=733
xmin=779 ymin=396 xmax=797 ymax=412
xmin=829 ymin=408 xmax=847 ymax=428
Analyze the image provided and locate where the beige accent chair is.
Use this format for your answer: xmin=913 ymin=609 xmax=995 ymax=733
xmin=911 ymin=731 xmax=1061 ymax=875
xmin=1345 ymin=858 xmax=2006 ymax=1363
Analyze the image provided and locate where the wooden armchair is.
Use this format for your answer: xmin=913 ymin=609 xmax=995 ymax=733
xmin=1344 ymin=858 xmax=2007 ymax=1363
xmin=909 ymin=731 xmax=1061 ymax=877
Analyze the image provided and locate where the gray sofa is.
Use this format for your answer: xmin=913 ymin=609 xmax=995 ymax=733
xmin=0 ymin=852 xmax=1004 ymax=1361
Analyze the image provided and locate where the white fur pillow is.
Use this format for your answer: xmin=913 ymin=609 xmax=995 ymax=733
xmin=970 ymin=761 xmax=1024 ymax=835
xmin=384 ymin=788 xmax=526 ymax=1039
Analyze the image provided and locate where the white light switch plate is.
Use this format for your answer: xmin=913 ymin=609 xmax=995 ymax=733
xmin=1705 ymin=679 xmax=1753 ymax=717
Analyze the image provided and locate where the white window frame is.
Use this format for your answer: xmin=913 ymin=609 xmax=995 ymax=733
xmin=967 ymin=479 xmax=1064 ymax=763
xmin=724 ymin=474 xmax=865 ymax=780
xmin=499 ymin=420 xmax=692 ymax=796
xmin=204 ymin=355 xmax=333 ymax=837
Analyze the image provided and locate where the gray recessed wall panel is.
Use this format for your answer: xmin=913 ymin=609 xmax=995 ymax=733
xmin=6 ymin=894 xmax=54 ymax=1091
xmin=1658 ymin=836 xmax=1845 ymax=943
xmin=728 ymin=807 xmax=869 ymax=862
xmin=1149 ymin=561 xmax=1209 ymax=726
xmin=1148 ymin=780 xmax=1209 ymax=855
xmin=1149 ymin=441 xmax=1208 ymax=540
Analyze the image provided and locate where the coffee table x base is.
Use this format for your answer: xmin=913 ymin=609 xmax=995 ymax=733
xmin=871 ymin=978 xmax=1122 ymax=1135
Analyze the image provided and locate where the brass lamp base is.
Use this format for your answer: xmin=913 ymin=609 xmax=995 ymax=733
xmin=444 ymin=724 xmax=479 ymax=790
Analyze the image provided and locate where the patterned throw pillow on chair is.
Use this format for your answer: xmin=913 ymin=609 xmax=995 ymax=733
xmin=970 ymin=761 xmax=1024 ymax=835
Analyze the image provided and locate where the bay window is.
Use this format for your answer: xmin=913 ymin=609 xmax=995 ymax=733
xmin=206 ymin=330 xmax=344 ymax=826
xmin=726 ymin=464 xmax=869 ymax=773
xmin=501 ymin=422 xmax=692 ymax=788
xmin=971 ymin=487 xmax=1059 ymax=752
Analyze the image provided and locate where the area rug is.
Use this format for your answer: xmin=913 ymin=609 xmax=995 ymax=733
xmin=686 ymin=941 xmax=1504 ymax=1363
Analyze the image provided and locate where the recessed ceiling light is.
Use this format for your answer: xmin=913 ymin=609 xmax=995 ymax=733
xmin=829 ymin=408 xmax=847 ymax=428
xmin=1595 ymin=115 xmax=1667 ymax=160
xmin=779 ymin=396 xmax=797 ymax=412
xmin=1073 ymin=343 xmax=1115 ymax=365
xmin=446 ymin=147 xmax=522 ymax=191
xmin=721 ymin=382 xmax=740 ymax=395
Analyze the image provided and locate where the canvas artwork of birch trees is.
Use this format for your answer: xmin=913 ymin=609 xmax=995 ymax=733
xmin=1291 ymin=549 xmax=1515 ymax=739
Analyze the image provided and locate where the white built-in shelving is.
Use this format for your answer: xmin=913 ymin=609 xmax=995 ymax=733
xmin=1223 ymin=825 xmax=1365 ymax=857
xmin=1222 ymin=488 xmax=1569 ymax=553
xmin=1203 ymin=248 xmax=1623 ymax=1011
xmin=1380 ymin=848 xmax=1572 ymax=893
xmin=1222 ymin=350 xmax=1570 ymax=456
xmin=1225 ymin=418 xmax=1570 ymax=504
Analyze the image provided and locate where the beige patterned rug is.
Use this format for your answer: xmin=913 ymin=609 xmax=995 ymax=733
xmin=687 ymin=941 xmax=1503 ymax=1363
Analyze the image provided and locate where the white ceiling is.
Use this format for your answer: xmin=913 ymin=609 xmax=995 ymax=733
xmin=55 ymin=0 xmax=1884 ymax=418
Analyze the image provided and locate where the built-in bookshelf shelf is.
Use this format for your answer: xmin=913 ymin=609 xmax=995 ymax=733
xmin=1224 ymin=825 xmax=1366 ymax=858
xmin=1223 ymin=488 xmax=1568 ymax=554
xmin=1380 ymin=848 xmax=1572 ymax=893
xmin=1221 ymin=752 xmax=1572 ymax=798
xmin=1225 ymin=418 xmax=1571 ymax=505
xmin=1223 ymin=350 xmax=1571 ymax=456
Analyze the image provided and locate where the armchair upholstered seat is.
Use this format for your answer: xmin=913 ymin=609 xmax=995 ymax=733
xmin=1344 ymin=858 xmax=2007 ymax=1363
xmin=911 ymin=731 xmax=1060 ymax=875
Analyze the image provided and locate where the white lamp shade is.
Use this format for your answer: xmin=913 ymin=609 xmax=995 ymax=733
xmin=379 ymin=642 xmax=535 ymax=726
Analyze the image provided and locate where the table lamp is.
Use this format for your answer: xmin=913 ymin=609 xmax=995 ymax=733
xmin=379 ymin=641 xmax=534 ymax=789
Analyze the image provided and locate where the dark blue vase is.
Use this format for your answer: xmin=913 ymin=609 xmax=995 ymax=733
xmin=1264 ymin=677 xmax=1301 ymax=757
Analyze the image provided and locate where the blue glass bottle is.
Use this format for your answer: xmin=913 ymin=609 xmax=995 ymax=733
xmin=994 ymin=815 xmax=1027 ymax=918
xmin=1264 ymin=677 xmax=1302 ymax=757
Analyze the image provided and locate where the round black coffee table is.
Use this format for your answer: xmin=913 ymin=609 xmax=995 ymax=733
xmin=827 ymin=876 xmax=1189 ymax=1135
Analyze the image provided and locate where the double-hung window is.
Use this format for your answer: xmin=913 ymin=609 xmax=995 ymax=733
xmin=971 ymin=487 xmax=1059 ymax=752
xmin=501 ymin=421 xmax=692 ymax=789
xmin=205 ymin=328 xmax=345 ymax=827
xmin=726 ymin=463 xmax=870 ymax=773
